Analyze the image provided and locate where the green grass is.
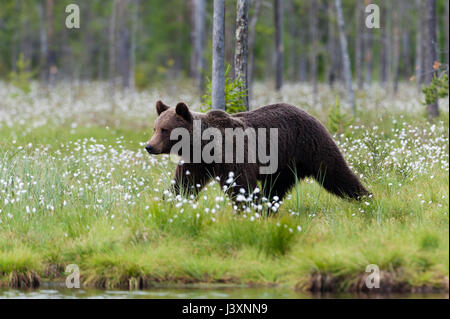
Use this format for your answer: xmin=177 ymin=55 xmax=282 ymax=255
xmin=0 ymin=105 xmax=448 ymax=292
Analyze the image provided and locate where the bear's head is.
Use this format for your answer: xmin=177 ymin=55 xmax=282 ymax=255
xmin=145 ymin=100 xmax=193 ymax=155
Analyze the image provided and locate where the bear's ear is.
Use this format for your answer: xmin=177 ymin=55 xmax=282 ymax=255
xmin=156 ymin=100 xmax=169 ymax=116
xmin=175 ymin=102 xmax=192 ymax=123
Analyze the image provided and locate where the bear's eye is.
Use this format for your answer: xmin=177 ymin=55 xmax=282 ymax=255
xmin=161 ymin=128 xmax=168 ymax=134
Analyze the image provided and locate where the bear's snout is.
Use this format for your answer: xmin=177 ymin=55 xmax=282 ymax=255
xmin=145 ymin=144 xmax=155 ymax=154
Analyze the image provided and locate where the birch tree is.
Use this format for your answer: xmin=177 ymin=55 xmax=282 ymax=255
xmin=117 ymin=0 xmax=131 ymax=89
xmin=364 ymin=0 xmax=374 ymax=86
xmin=109 ymin=0 xmax=118 ymax=91
xmin=379 ymin=2 xmax=391 ymax=87
xmin=274 ymin=0 xmax=283 ymax=91
xmin=234 ymin=0 xmax=249 ymax=109
xmin=415 ymin=0 xmax=424 ymax=91
xmin=46 ymin=0 xmax=56 ymax=85
xmin=130 ymin=0 xmax=139 ymax=91
xmin=355 ymin=0 xmax=364 ymax=89
xmin=392 ymin=7 xmax=400 ymax=94
xmin=310 ymin=0 xmax=318 ymax=100
xmin=192 ymin=0 xmax=206 ymax=92
xmin=335 ymin=0 xmax=355 ymax=113
xmin=326 ymin=1 xmax=338 ymax=87
xmin=445 ymin=0 xmax=449 ymax=66
xmin=248 ymin=0 xmax=261 ymax=102
xmin=287 ymin=0 xmax=296 ymax=81
xmin=212 ymin=0 xmax=225 ymax=110
xmin=424 ymin=0 xmax=439 ymax=118
xmin=36 ymin=2 xmax=47 ymax=82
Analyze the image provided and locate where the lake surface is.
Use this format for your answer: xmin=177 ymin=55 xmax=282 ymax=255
xmin=0 ymin=283 xmax=447 ymax=299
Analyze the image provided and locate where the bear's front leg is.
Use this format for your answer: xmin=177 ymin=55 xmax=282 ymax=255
xmin=170 ymin=163 xmax=211 ymax=198
xmin=219 ymin=167 xmax=258 ymax=212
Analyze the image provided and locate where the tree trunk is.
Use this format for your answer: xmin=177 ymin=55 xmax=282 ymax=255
xmin=400 ymin=0 xmax=411 ymax=80
xmin=287 ymin=0 xmax=296 ymax=81
xmin=248 ymin=0 xmax=261 ymax=103
xmin=212 ymin=0 xmax=226 ymax=110
xmin=415 ymin=0 xmax=424 ymax=91
xmin=130 ymin=0 xmax=139 ymax=91
xmin=445 ymin=0 xmax=449 ymax=66
xmin=46 ymin=0 xmax=56 ymax=85
xmin=392 ymin=7 xmax=400 ymax=94
xmin=335 ymin=0 xmax=355 ymax=113
xmin=117 ymin=0 xmax=131 ymax=89
xmin=274 ymin=0 xmax=283 ymax=91
xmin=98 ymin=20 xmax=109 ymax=80
xmin=10 ymin=1 xmax=21 ymax=73
xmin=109 ymin=0 xmax=118 ymax=91
xmin=424 ymin=0 xmax=439 ymax=118
xmin=21 ymin=16 xmax=33 ymax=73
xmin=225 ymin=1 xmax=236 ymax=79
xmin=192 ymin=0 xmax=206 ymax=92
xmin=401 ymin=30 xmax=411 ymax=79
xmin=310 ymin=0 xmax=318 ymax=100
xmin=363 ymin=0 xmax=373 ymax=87
xmin=355 ymin=0 xmax=363 ymax=89
xmin=380 ymin=3 xmax=391 ymax=87
xmin=234 ymin=0 xmax=249 ymax=109
xmin=80 ymin=6 xmax=93 ymax=80
xmin=326 ymin=1 xmax=338 ymax=87
xmin=37 ymin=2 xmax=48 ymax=81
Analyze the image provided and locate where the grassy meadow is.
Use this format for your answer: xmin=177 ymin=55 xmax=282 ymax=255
xmin=0 ymin=81 xmax=448 ymax=293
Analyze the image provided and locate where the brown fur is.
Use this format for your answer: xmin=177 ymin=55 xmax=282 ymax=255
xmin=146 ymin=101 xmax=369 ymax=203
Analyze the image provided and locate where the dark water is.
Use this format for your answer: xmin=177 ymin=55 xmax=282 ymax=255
xmin=0 ymin=283 xmax=447 ymax=299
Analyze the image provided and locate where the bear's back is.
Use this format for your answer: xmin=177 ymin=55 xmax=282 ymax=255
xmin=232 ymin=103 xmax=319 ymax=131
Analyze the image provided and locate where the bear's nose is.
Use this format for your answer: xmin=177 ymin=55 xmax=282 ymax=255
xmin=145 ymin=145 xmax=154 ymax=154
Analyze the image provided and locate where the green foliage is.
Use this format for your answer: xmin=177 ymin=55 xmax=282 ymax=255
xmin=327 ymin=97 xmax=353 ymax=135
xmin=420 ymin=233 xmax=440 ymax=250
xmin=202 ymin=65 xmax=248 ymax=114
xmin=8 ymin=53 xmax=33 ymax=94
xmin=422 ymin=71 xmax=449 ymax=105
xmin=134 ymin=65 xmax=148 ymax=90
xmin=208 ymin=219 xmax=297 ymax=257
xmin=0 ymin=0 xmax=448 ymax=88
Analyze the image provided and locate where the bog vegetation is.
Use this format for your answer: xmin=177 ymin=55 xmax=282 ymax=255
xmin=0 ymin=0 xmax=448 ymax=294
xmin=0 ymin=81 xmax=448 ymax=292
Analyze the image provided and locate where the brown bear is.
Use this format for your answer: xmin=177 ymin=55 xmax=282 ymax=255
xmin=145 ymin=100 xmax=369 ymax=203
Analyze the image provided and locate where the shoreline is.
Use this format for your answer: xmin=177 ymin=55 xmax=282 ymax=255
xmin=1 ymin=268 xmax=448 ymax=294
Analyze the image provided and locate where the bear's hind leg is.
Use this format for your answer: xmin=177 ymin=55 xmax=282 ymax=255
xmin=219 ymin=170 xmax=257 ymax=211
xmin=172 ymin=163 xmax=211 ymax=197
xmin=315 ymin=165 xmax=369 ymax=200
xmin=261 ymin=168 xmax=297 ymax=202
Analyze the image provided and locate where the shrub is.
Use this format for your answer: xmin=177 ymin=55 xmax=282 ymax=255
xmin=202 ymin=65 xmax=248 ymax=114
xmin=422 ymin=70 xmax=448 ymax=105
xmin=327 ymin=97 xmax=353 ymax=135
xmin=8 ymin=53 xmax=34 ymax=94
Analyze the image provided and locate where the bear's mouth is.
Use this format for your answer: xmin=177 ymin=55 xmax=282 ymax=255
xmin=145 ymin=145 xmax=157 ymax=154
